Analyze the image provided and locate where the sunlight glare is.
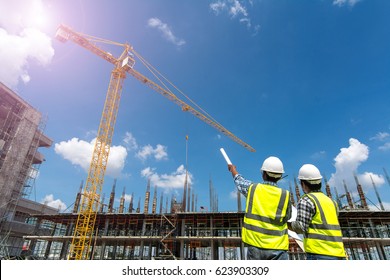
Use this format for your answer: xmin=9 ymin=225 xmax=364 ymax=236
xmin=23 ymin=0 xmax=50 ymax=30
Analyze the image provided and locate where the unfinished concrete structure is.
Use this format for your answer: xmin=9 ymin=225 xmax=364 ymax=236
xmin=22 ymin=175 xmax=390 ymax=260
xmin=0 ymin=82 xmax=55 ymax=258
xmin=22 ymin=209 xmax=390 ymax=260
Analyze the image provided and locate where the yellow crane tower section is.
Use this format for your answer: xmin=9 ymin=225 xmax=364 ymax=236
xmin=55 ymin=24 xmax=255 ymax=260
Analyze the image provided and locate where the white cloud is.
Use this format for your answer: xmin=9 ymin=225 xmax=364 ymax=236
xmin=107 ymin=145 xmax=128 ymax=176
xmin=209 ymin=0 xmax=259 ymax=34
xmin=147 ymin=17 xmax=185 ymax=47
xmin=333 ymin=0 xmax=361 ymax=7
xmin=124 ymin=194 xmax=133 ymax=203
xmin=358 ymin=172 xmax=385 ymax=188
xmin=370 ymin=132 xmax=390 ymax=151
xmin=368 ymin=202 xmax=390 ymax=211
xmin=333 ymin=138 xmax=369 ymax=173
xmin=310 ymin=150 xmax=326 ymax=160
xmin=54 ymin=137 xmax=128 ymax=177
xmin=141 ymin=167 xmax=155 ymax=178
xmin=0 ymin=0 xmax=49 ymax=32
xmin=329 ymin=138 xmax=384 ymax=198
xmin=370 ymin=132 xmax=390 ymax=141
xmin=210 ymin=1 xmax=226 ymax=14
xmin=140 ymin=165 xmax=193 ymax=189
xmin=41 ymin=194 xmax=67 ymax=212
xmin=240 ymin=18 xmax=251 ymax=28
xmin=229 ymin=0 xmax=248 ymax=18
xmin=252 ymin=24 xmax=261 ymax=36
xmin=379 ymin=142 xmax=390 ymax=151
xmin=85 ymin=130 xmax=97 ymax=140
xmin=154 ymin=144 xmax=168 ymax=160
xmin=123 ymin=132 xmax=138 ymax=151
xmin=0 ymin=0 xmax=54 ymax=88
xmin=123 ymin=131 xmax=168 ymax=161
xmin=137 ymin=144 xmax=168 ymax=161
xmin=381 ymin=202 xmax=390 ymax=210
xmin=55 ymin=132 xmax=169 ymax=175
xmin=230 ymin=190 xmax=238 ymax=199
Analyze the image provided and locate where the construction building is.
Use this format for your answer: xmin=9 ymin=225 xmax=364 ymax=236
xmin=21 ymin=175 xmax=390 ymax=260
xmin=0 ymin=82 xmax=57 ymax=258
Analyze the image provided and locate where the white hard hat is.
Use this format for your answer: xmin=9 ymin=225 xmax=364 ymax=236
xmin=261 ymin=156 xmax=285 ymax=176
xmin=298 ymin=164 xmax=322 ymax=183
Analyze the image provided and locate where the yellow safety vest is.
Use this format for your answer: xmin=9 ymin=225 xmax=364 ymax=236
xmin=242 ymin=183 xmax=290 ymax=250
xmin=303 ymin=192 xmax=346 ymax=257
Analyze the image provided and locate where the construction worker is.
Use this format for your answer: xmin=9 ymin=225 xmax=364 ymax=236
xmin=288 ymin=164 xmax=346 ymax=260
xmin=228 ymin=156 xmax=291 ymax=260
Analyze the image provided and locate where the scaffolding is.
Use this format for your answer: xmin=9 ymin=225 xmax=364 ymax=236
xmin=0 ymin=82 xmax=52 ymax=258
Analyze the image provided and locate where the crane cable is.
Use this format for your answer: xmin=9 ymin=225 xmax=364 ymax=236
xmin=77 ymin=31 xmax=127 ymax=48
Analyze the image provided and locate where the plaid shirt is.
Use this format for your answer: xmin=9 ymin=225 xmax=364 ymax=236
xmin=233 ymin=174 xmax=279 ymax=198
xmin=290 ymin=191 xmax=339 ymax=235
xmin=290 ymin=195 xmax=316 ymax=234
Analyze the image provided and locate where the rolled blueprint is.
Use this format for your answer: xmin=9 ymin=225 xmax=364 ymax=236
xmin=220 ymin=148 xmax=232 ymax=165
xmin=288 ymin=206 xmax=304 ymax=251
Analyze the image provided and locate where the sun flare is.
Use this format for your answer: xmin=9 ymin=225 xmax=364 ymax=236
xmin=23 ymin=1 xmax=49 ymax=29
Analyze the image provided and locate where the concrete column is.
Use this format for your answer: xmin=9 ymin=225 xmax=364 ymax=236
xmin=60 ymin=222 xmax=73 ymax=260
xmin=375 ymin=241 xmax=387 ymax=260
xmin=139 ymin=220 xmax=146 ymax=259
xmin=240 ymin=242 xmax=245 ymax=260
xmin=44 ymin=240 xmax=52 ymax=259
xmin=29 ymin=218 xmax=42 ymax=254
xmin=99 ymin=219 xmax=110 ymax=259
xmin=179 ymin=219 xmax=185 ymax=259
xmin=239 ymin=218 xmax=245 ymax=260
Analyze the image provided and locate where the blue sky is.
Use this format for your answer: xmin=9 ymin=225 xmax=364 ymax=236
xmin=1 ymin=0 xmax=390 ymax=212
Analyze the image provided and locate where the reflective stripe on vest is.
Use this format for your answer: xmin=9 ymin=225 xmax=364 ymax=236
xmin=242 ymin=183 xmax=290 ymax=250
xmin=304 ymin=192 xmax=346 ymax=257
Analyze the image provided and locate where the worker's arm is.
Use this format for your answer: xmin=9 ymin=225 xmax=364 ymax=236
xmin=288 ymin=196 xmax=315 ymax=234
xmin=228 ymin=164 xmax=238 ymax=177
xmin=228 ymin=165 xmax=252 ymax=198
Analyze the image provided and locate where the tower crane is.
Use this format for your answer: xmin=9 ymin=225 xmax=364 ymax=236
xmin=55 ymin=24 xmax=255 ymax=260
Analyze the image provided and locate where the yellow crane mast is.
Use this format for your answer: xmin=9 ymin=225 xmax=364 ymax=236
xmin=55 ymin=24 xmax=255 ymax=260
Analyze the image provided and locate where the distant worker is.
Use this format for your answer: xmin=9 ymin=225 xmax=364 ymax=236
xmin=228 ymin=156 xmax=291 ymax=260
xmin=288 ymin=164 xmax=346 ymax=260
